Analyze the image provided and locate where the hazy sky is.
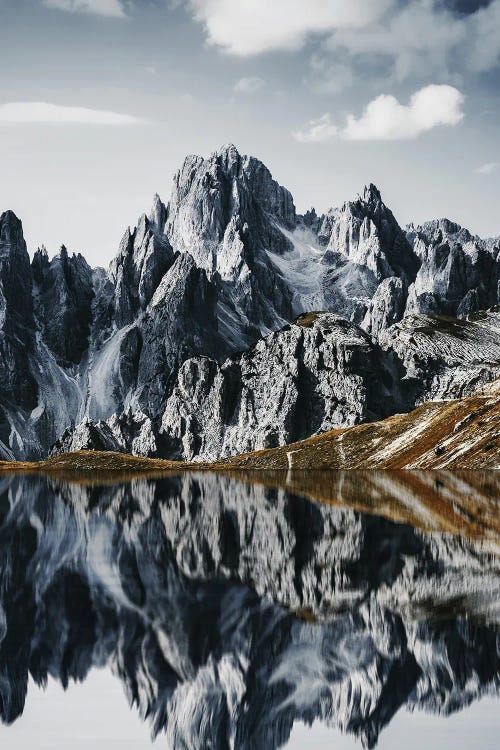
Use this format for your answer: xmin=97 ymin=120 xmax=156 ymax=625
xmin=0 ymin=0 xmax=499 ymax=266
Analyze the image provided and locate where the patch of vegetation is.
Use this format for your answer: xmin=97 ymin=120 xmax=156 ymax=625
xmin=0 ymin=450 xmax=193 ymax=478
xmin=294 ymin=312 xmax=323 ymax=328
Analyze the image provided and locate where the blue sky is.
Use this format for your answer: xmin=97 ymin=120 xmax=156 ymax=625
xmin=0 ymin=0 xmax=499 ymax=265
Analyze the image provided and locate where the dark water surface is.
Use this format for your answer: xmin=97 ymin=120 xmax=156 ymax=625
xmin=0 ymin=471 xmax=498 ymax=748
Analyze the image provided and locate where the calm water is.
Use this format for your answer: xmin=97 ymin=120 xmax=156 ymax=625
xmin=0 ymin=471 xmax=498 ymax=749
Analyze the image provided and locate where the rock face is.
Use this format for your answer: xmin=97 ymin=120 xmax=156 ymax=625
xmin=379 ymin=309 xmax=500 ymax=403
xmin=160 ymin=313 xmax=400 ymax=461
xmin=322 ymin=184 xmax=418 ymax=283
xmin=31 ymin=245 xmax=94 ymax=366
xmin=0 ymin=473 xmax=499 ymax=748
xmin=0 ymin=212 xmax=38 ymax=460
xmin=362 ymin=277 xmax=406 ymax=336
xmin=0 ymin=145 xmax=499 ymax=460
xmin=406 ymin=219 xmax=500 ymax=318
xmin=0 ymin=211 xmax=37 ymax=409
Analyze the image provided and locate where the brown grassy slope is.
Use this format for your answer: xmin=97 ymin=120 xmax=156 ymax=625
xmin=220 ymin=380 xmax=500 ymax=470
xmin=0 ymin=451 xmax=192 ymax=480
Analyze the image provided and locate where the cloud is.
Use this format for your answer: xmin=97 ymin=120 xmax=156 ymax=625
xmin=233 ymin=76 xmax=266 ymax=95
xmin=293 ymin=85 xmax=465 ymax=143
xmin=307 ymin=56 xmax=354 ymax=94
xmin=343 ymin=84 xmax=465 ymax=140
xmin=187 ymin=0 xmax=394 ymax=56
xmin=292 ymin=113 xmax=338 ymax=143
xmin=474 ymin=161 xmax=500 ymax=174
xmin=43 ymin=0 xmax=126 ymax=17
xmin=325 ymin=0 xmax=500 ymax=83
xmin=0 ymin=102 xmax=146 ymax=125
xmin=185 ymin=0 xmax=500 ymax=86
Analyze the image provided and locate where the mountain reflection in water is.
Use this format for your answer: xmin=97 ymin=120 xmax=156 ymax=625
xmin=0 ymin=470 xmax=498 ymax=749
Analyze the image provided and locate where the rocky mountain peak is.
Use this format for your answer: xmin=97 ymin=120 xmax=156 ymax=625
xmin=362 ymin=182 xmax=382 ymax=204
xmin=148 ymin=193 xmax=167 ymax=232
xmin=107 ymin=210 xmax=175 ymax=328
xmin=214 ymin=142 xmax=242 ymax=173
xmin=410 ymin=218 xmax=476 ymax=249
xmin=31 ymin=246 xmax=50 ymax=284
xmin=0 ymin=210 xmax=29 ymax=264
xmin=165 ymin=144 xmax=296 ymax=273
xmin=0 ymin=210 xmax=33 ymax=306
xmin=321 ymin=183 xmax=419 ymax=284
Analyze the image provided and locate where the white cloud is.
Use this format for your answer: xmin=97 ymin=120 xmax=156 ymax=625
xmin=187 ymin=0 xmax=395 ymax=56
xmin=233 ymin=76 xmax=266 ymax=95
xmin=43 ymin=0 xmax=126 ymax=18
xmin=292 ymin=113 xmax=338 ymax=143
xmin=293 ymin=85 xmax=465 ymax=144
xmin=325 ymin=0 xmax=500 ymax=83
xmin=185 ymin=0 xmax=500 ymax=85
xmin=0 ymin=102 xmax=145 ymax=125
xmin=474 ymin=161 xmax=500 ymax=174
xmin=343 ymin=85 xmax=465 ymax=141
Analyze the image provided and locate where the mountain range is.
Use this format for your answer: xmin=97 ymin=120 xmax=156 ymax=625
xmin=1 ymin=144 xmax=499 ymax=461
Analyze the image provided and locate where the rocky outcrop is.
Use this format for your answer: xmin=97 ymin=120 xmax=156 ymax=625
xmin=56 ymin=308 xmax=500 ymax=462
xmin=158 ymin=310 xmax=499 ymax=462
xmin=379 ymin=309 xmax=500 ymax=402
xmin=160 ymin=312 xmax=399 ymax=460
xmin=405 ymin=219 xmax=500 ymax=318
xmin=0 ymin=473 xmax=498 ymax=747
xmin=362 ymin=276 xmax=406 ymax=336
xmin=52 ymin=410 xmax=158 ymax=457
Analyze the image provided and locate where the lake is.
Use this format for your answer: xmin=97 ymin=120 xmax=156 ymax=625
xmin=0 ymin=471 xmax=498 ymax=749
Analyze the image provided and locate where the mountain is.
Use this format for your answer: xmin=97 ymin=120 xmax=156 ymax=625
xmin=0 ymin=472 xmax=499 ymax=747
xmin=0 ymin=144 xmax=499 ymax=460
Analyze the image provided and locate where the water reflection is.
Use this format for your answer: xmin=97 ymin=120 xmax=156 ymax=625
xmin=0 ymin=471 xmax=498 ymax=748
